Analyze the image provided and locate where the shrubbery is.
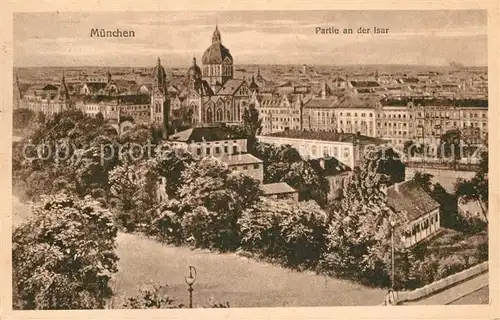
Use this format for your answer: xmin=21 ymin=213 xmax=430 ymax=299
xmin=122 ymin=284 xmax=229 ymax=309
xmin=239 ymin=198 xmax=327 ymax=269
xmin=12 ymin=193 xmax=119 ymax=309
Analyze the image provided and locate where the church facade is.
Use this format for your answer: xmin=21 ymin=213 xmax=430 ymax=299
xmin=186 ymin=25 xmax=254 ymax=125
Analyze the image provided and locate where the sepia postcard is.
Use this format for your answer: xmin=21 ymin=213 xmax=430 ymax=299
xmin=1 ymin=1 xmax=499 ymax=320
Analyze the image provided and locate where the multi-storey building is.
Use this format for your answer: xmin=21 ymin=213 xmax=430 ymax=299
xmin=252 ymin=93 xmax=302 ymax=134
xmin=301 ymin=97 xmax=337 ymax=132
xmin=20 ymin=74 xmax=70 ymax=118
xmin=257 ymin=130 xmax=387 ymax=169
xmin=376 ymin=104 xmax=414 ymax=147
xmin=168 ymin=126 xmax=248 ymax=158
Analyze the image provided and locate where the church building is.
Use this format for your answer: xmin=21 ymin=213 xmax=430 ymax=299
xmin=186 ymin=25 xmax=254 ymax=125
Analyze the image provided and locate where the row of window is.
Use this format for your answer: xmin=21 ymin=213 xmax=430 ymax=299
xmin=339 ymin=112 xmax=374 ymax=117
xmin=202 ymin=65 xmax=234 ymax=77
xmin=195 ymin=145 xmax=239 ymax=156
xmin=229 ymin=163 xmax=261 ymax=170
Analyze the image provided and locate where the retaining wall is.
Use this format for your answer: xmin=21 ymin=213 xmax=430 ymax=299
xmin=397 ymin=261 xmax=488 ymax=303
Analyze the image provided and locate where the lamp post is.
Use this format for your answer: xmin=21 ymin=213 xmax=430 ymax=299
xmin=185 ymin=265 xmax=197 ymax=308
xmin=384 ymin=214 xmax=398 ymax=306
xmin=389 ymin=215 xmax=396 ymax=290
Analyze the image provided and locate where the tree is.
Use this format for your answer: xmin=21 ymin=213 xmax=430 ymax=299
xmin=12 ymin=193 xmax=119 ymax=309
xmin=431 ymin=183 xmax=459 ymax=228
xmin=240 ymin=103 xmax=262 ymax=152
xmin=252 ymin=141 xmax=302 ymax=165
xmin=109 ymin=160 xmax=159 ymax=231
xmin=153 ymin=142 xmax=195 ymax=197
xmin=282 ymin=161 xmax=330 ymax=206
xmin=439 ymin=129 xmax=462 ymax=169
xmin=455 ymin=151 xmax=488 ymax=221
xmin=412 ymin=171 xmax=433 ymax=194
xmin=95 ymin=112 xmax=105 ymax=122
xmin=320 ymin=146 xmax=408 ymax=287
xmin=362 ymin=145 xmax=405 ymax=185
xmin=321 ymin=175 xmax=408 ymax=287
xmin=178 ymin=157 xmax=262 ymax=250
xmin=239 ymin=198 xmax=327 ymax=269
xmin=242 ymin=102 xmax=262 ymax=137
xmin=13 ymin=108 xmax=36 ymax=130
xmin=403 ymin=140 xmax=415 ymax=158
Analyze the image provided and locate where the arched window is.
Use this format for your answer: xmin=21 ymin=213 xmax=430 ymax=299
xmin=155 ymin=101 xmax=161 ymax=113
xmin=216 ymin=108 xmax=223 ymax=122
xmin=226 ymin=110 xmax=231 ymax=121
xmin=206 ymin=106 xmax=213 ymax=123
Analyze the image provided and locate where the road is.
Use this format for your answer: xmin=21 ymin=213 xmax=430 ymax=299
xmin=448 ymin=286 xmax=489 ymax=305
xmin=404 ymin=272 xmax=489 ymax=305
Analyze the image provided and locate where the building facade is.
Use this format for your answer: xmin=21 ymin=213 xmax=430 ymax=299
xmin=257 ymin=131 xmax=387 ymax=168
xmin=186 ymin=26 xmax=253 ymax=126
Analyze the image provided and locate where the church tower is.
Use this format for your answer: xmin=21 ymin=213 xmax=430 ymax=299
xmin=202 ymin=25 xmax=234 ymax=92
xmin=151 ymin=57 xmax=169 ymax=134
xmin=14 ymin=75 xmax=23 ymax=109
xmin=59 ymin=72 xmax=70 ymax=101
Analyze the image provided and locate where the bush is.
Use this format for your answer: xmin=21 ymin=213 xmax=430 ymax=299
xmin=476 ymin=242 xmax=488 ymax=261
xmin=436 ymin=255 xmax=468 ymax=279
xmin=181 ymin=206 xmax=241 ymax=251
xmin=12 ymin=193 xmax=119 ymax=310
xmin=146 ymin=199 xmax=185 ymax=245
xmin=122 ymin=285 xmax=183 ymax=309
xmin=122 ymin=284 xmax=229 ymax=309
xmin=238 ymin=198 xmax=327 ymax=269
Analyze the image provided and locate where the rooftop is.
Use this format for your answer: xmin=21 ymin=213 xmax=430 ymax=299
xmin=219 ymin=153 xmax=263 ymax=166
xmin=381 ymin=98 xmax=488 ymax=108
xmin=303 ymin=98 xmax=337 ymax=109
xmin=261 ymin=130 xmax=388 ymax=145
xmin=387 ymin=180 xmax=440 ymax=221
xmin=217 ymin=79 xmax=246 ymax=95
xmin=349 ymin=81 xmax=381 ymax=88
xmin=308 ymin=156 xmax=351 ymax=176
xmin=168 ymin=126 xmax=247 ymax=142
xmin=260 ymin=182 xmax=297 ymax=195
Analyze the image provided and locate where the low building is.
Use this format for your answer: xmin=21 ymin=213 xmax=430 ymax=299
xmin=260 ymin=182 xmax=299 ymax=201
xmin=220 ymin=153 xmax=264 ymax=182
xmin=386 ymin=180 xmax=441 ymax=248
xmin=168 ymin=126 xmax=248 ymax=158
xmin=257 ymin=130 xmax=387 ymax=168
xmin=308 ymin=157 xmax=351 ymax=200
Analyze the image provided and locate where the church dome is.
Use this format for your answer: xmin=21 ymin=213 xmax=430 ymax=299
xmin=188 ymin=57 xmax=202 ymax=79
xmin=152 ymin=57 xmax=167 ymax=92
xmin=202 ymin=25 xmax=233 ymax=65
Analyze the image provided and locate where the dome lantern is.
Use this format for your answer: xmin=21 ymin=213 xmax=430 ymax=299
xmin=212 ymin=24 xmax=221 ymax=43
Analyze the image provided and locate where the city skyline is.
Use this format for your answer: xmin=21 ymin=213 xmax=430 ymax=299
xmin=14 ymin=10 xmax=487 ymax=68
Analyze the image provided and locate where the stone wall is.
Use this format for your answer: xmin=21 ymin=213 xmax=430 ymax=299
xmin=397 ymin=261 xmax=488 ymax=303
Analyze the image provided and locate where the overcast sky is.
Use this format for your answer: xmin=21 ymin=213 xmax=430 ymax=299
xmin=14 ymin=10 xmax=487 ymax=67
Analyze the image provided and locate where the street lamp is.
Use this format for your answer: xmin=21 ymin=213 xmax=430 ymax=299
xmin=385 ymin=214 xmax=398 ymax=306
xmin=389 ymin=214 xmax=396 ymax=289
xmin=185 ymin=265 xmax=197 ymax=308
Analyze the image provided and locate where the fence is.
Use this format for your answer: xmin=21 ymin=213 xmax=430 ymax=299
xmin=396 ymin=261 xmax=488 ymax=303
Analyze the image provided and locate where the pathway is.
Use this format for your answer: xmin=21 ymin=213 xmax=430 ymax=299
xmin=404 ymin=272 xmax=489 ymax=305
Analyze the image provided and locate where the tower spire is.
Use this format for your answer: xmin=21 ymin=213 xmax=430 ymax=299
xmin=212 ymin=24 xmax=221 ymax=43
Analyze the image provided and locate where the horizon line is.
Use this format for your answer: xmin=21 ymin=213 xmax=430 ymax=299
xmin=14 ymin=63 xmax=488 ymax=69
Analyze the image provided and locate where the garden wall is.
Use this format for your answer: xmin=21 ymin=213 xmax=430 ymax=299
xmin=397 ymin=261 xmax=488 ymax=303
